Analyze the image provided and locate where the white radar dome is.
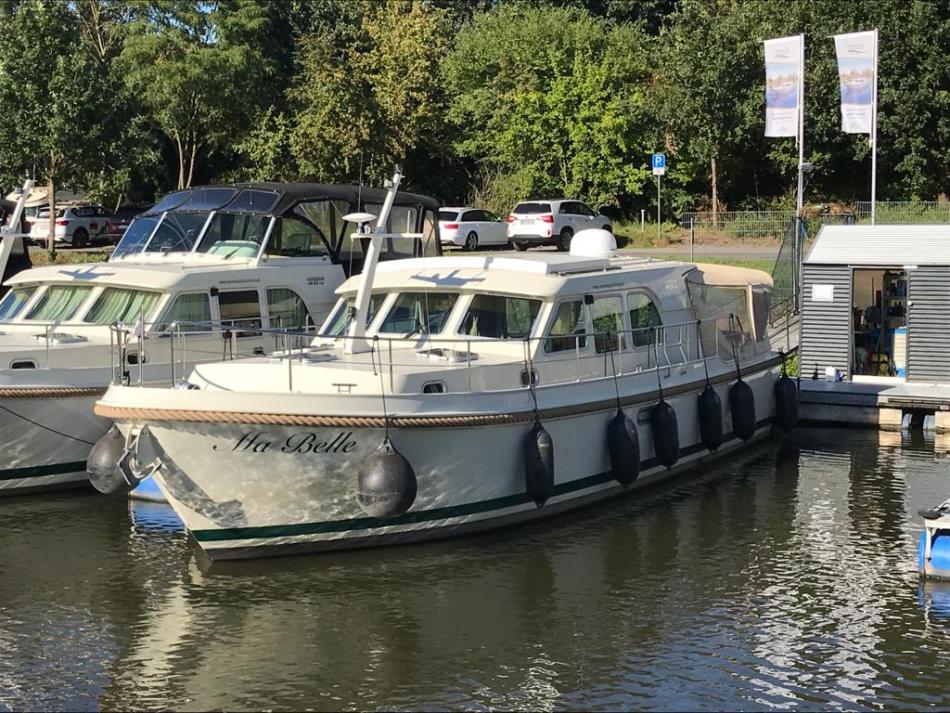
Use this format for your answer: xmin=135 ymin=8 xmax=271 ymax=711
xmin=569 ymin=228 xmax=617 ymax=258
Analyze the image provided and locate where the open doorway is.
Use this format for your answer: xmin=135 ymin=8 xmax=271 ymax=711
xmin=851 ymin=268 xmax=907 ymax=378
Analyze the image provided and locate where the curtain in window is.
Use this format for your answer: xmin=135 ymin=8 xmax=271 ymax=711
xmin=85 ymin=288 xmax=160 ymax=324
xmin=27 ymin=286 xmax=92 ymax=321
xmin=268 ymin=288 xmax=311 ymax=329
xmin=164 ymin=293 xmax=211 ymax=331
xmin=0 ymin=287 xmax=35 ymax=320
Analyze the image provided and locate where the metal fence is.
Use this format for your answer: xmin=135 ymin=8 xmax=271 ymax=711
xmin=854 ymin=201 xmax=950 ymax=224
xmin=678 ymin=211 xmax=793 ymax=241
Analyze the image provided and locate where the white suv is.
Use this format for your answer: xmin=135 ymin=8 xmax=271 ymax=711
xmin=30 ymin=204 xmax=111 ymax=247
xmin=439 ymin=207 xmax=509 ymax=250
xmin=507 ymin=199 xmax=611 ymax=251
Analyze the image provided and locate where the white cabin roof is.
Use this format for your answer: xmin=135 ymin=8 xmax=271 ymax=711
xmin=806 ymin=224 xmax=950 ymax=266
xmin=5 ymin=253 xmax=269 ymax=291
xmin=337 ymin=254 xmax=768 ymax=299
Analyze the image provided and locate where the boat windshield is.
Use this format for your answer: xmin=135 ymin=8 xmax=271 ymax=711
xmin=323 ymin=295 xmax=386 ymax=336
xmin=196 ymin=212 xmax=272 ymax=258
xmin=378 ymin=292 xmax=458 ymax=335
xmin=24 ymin=285 xmax=93 ymax=321
xmin=112 ymin=215 xmax=160 ymax=258
xmin=145 ymin=212 xmax=208 ymax=253
xmin=83 ymin=287 xmax=162 ymax=325
xmin=0 ymin=286 xmax=36 ymax=321
xmin=459 ymin=294 xmax=541 ymax=339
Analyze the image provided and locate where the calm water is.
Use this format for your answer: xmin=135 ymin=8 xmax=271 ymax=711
xmin=2 ymin=427 xmax=950 ymax=711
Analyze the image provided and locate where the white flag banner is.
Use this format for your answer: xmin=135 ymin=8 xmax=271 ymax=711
xmin=834 ymin=30 xmax=876 ymax=134
xmin=764 ymin=35 xmax=802 ymax=138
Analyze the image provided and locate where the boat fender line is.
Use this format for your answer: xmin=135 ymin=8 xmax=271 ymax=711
xmin=727 ymin=314 xmax=756 ymax=442
xmin=86 ymin=424 xmax=128 ymax=495
xmin=650 ymin=329 xmax=679 ymax=468
xmin=773 ymin=351 xmax=799 ymax=431
xmin=605 ymin=340 xmax=640 ymax=486
xmin=696 ymin=320 xmax=723 ymax=452
xmin=607 ymin=409 xmax=640 ymax=487
xmin=357 ymin=437 xmax=417 ymax=517
xmin=524 ymin=420 xmax=555 ymax=506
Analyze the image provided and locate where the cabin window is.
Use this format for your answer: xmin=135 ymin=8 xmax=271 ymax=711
xmin=366 ymin=204 xmax=419 ymax=259
xmin=84 ymin=288 xmax=161 ymax=325
xmin=267 ymin=288 xmax=312 ymax=330
xmin=591 ymin=296 xmax=625 ymax=353
xmin=265 ymin=216 xmax=330 ymax=258
xmin=148 ymin=212 xmax=207 ymax=253
xmin=219 ymin=290 xmax=262 ymax=334
xmin=112 ymin=215 xmax=159 ymax=258
xmin=752 ymin=287 xmax=770 ymax=342
xmin=25 ymin=285 xmax=92 ymax=321
xmin=378 ymin=292 xmax=458 ymax=335
xmin=421 ymin=210 xmax=440 ymax=257
xmin=296 ymin=200 xmax=345 ymax=246
xmin=198 ymin=213 xmax=272 ymax=257
xmin=161 ymin=293 xmax=212 ymax=331
xmin=460 ymin=295 xmax=541 ymax=339
xmin=0 ymin=286 xmax=36 ymax=320
xmin=324 ymin=294 xmax=386 ymax=336
xmin=544 ymin=300 xmax=588 ymax=353
xmin=628 ymin=292 xmax=662 ymax=347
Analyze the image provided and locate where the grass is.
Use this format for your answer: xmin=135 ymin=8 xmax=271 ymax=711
xmin=28 ymin=248 xmax=111 ymax=266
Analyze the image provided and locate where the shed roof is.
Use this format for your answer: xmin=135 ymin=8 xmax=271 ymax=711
xmin=806 ymin=224 xmax=950 ymax=265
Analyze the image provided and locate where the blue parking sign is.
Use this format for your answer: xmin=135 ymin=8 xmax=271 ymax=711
xmin=652 ymin=153 xmax=666 ymax=169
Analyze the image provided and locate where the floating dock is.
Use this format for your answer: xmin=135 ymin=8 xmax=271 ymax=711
xmin=800 ymin=376 xmax=950 ymax=431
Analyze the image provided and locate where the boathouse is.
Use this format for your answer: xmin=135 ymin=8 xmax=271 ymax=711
xmin=800 ymin=224 xmax=950 ymax=384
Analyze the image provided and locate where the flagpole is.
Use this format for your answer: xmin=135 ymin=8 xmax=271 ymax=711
xmin=796 ymin=32 xmax=805 ymax=218
xmin=870 ymin=28 xmax=879 ymax=225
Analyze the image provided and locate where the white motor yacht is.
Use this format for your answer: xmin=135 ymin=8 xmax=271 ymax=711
xmin=0 ymin=181 xmax=441 ymax=494
xmin=95 ymin=173 xmax=798 ymax=560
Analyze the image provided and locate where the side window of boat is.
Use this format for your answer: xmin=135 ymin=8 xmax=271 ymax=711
xmin=0 ymin=286 xmax=37 ymax=321
xmin=628 ymin=292 xmax=662 ymax=347
xmin=590 ymin=295 xmax=625 ymax=353
xmin=544 ymin=300 xmax=588 ymax=353
xmin=378 ymin=292 xmax=458 ymax=334
xmin=161 ymin=293 xmax=212 ymax=332
xmin=25 ymin=285 xmax=92 ymax=321
xmin=266 ymin=215 xmax=329 ymax=258
xmin=460 ymin=294 xmax=541 ymax=339
xmin=218 ymin=290 xmax=262 ymax=336
xmin=752 ymin=287 xmax=770 ymax=341
xmin=267 ymin=288 xmax=313 ymax=330
xmin=421 ymin=209 xmax=440 ymax=257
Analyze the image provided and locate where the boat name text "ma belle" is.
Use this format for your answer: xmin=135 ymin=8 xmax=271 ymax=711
xmin=217 ymin=431 xmax=359 ymax=455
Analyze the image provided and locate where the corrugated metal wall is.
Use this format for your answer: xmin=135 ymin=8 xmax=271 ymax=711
xmin=800 ymin=265 xmax=852 ymax=377
xmin=908 ymin=266 xmax=950 ymax=382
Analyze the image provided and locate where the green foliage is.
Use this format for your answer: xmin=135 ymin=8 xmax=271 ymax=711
xmin=444 ymin=5 xmax=655 ymax=214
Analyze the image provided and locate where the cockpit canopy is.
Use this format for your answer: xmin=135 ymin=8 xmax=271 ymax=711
xmin=112 ymin=182 xmax=443 ymax=274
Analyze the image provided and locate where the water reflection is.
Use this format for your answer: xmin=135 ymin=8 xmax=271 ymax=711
xmin=1 ymin=429 xmax=949 ymax=710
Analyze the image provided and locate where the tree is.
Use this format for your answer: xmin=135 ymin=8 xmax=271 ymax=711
xmin=118 ymin=0 xmax=274 ymax=189
xmin=0 ymin=0 xmax=112 ymax=253
xmin=443 ymin=5 xmax=655 ymax=214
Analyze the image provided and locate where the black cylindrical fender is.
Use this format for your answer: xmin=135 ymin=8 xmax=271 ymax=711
xmin=697 ymin=384 xmax=724 ymax=452
xmin=524 ymin=421 xmax=554 ymax=506
xmin=607 ymin=409 xmax=640 ymax=487
xmin=650 ymin=400 xmax=679 ymax=469
xmin=774 ymin=374 xmax=799 ymax=430
xmin=729 ymin=380 xmax=756 ymax=441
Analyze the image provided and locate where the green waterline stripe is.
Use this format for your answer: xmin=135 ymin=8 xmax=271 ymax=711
xmin=193 ymin=418 xmax=772 ymax=543
xmin=0 ymin=461 xmax=87 ymax=481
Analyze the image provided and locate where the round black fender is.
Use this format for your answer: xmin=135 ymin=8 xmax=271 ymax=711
xmin=650 ymin=399 xmax=679 ymax=469
xmin=524 ymin=421 xmax=554 ymax=506
xmin=358 ymin=437 xmax=417 ymax=517
xmin=729 ymin=380 xmax=756 ymax=441
xmin=86 ymin=424 xmax=129 ymax=495
xmin=607 ymin=409 xmax=640 ymax=487
xmin=774 ymin=374 xmax=799 ymax=430
xmin=697 ymin=384 xmax=723 ymax=452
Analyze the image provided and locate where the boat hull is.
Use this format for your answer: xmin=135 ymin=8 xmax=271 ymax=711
xmin=0 ymin=388 xmax=108 ymax=495
xmin=105 ymin=360 xmax=781 ymax=560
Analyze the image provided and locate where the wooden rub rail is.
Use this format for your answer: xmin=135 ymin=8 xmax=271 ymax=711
xmin=94 ymin=356 xmax=783 ymax=429
xmin=0 ymin=386 xmax=108 ymax=399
